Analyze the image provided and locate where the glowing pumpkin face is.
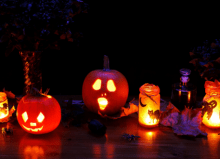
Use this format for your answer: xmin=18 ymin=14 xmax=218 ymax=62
xmin=82 ymin=69 xmax=129 ymax=115
xmin=17 ymin=94 xmax=61 ymax=134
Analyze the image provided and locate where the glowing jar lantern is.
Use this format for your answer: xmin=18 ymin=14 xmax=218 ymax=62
xmin=202 ymin=80 xmax=220 ymax=128
xmin=138 ymin=83 xmax=160 ymax=128
xmin=0 ymin=92 xmax=9 ymax=122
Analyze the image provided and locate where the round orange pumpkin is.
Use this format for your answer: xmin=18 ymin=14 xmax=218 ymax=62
xmin=82 ymin=55 xmax=129 ymax=115
xmin=17 ymin=93 xmax=61 ymax=134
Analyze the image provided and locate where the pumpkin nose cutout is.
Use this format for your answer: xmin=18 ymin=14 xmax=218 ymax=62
xmin=98 ymin=97 xmax=108 ymax=110
xmin=30 ymin=122 xmax=36 ymax=126
xmin=101 ymin=93 xmax=107 ymax=96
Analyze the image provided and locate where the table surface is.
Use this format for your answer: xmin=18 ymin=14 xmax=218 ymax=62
xmin=0 ymin=95 xmax=220 ymax=159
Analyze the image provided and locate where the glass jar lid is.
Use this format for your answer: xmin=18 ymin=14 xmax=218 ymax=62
xmin=139 ymin=83 xmax=160 ymax=96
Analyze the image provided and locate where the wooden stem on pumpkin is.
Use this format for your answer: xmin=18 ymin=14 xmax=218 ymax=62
xmin=103 ymin=55 xmax=110 ymax=71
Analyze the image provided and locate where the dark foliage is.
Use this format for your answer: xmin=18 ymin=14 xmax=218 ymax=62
xmin=0 ymin=0 xmax=89 ymax=56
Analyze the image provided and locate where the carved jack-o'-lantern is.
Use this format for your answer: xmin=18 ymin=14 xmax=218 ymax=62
xmin=82 ymin=55 xmax=129 ymax=115
xmin=17 ymin=90 xmax=61 ymax=134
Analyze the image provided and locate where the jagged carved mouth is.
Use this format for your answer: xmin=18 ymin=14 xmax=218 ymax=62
xmin=98 ymin=97 xmax=108 ymax=110
xmin=22 ymin=125 xmax=43 ymax=132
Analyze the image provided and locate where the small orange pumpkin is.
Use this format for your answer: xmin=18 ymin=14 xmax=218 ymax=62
xmin=17 ymin=90 xmax=61 ymax=134
xmin=82 ymin=55 xmax=129 ymax=115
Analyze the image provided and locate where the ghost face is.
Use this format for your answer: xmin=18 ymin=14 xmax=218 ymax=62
xmin=82 ymin=70 xmax=129 ymax=115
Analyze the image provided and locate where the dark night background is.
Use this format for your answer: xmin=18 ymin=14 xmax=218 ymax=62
xmin=1 ymin=2 xmax=220 ymax=97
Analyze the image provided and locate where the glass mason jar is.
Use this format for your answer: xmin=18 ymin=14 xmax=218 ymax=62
xmin=171 ymin=68 xmax=197 ymax=110
xmin=0 ymin=92 xmax=9 ymax=122
xmin=138 ymin=83 xmax=160 ymax=128
xmin=202 ymin=80 xmax=220 ymax=128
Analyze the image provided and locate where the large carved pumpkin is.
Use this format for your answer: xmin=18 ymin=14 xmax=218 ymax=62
xmin=17 ymin=92 xmax=61 ymax=134
xmin=82 ymin=55 xmax=129 ymax=115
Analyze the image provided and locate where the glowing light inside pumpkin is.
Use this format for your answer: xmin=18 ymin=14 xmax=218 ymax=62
xmin=107 ymin=79 xmax=116 ymax=92
xmin=37 ymin=112 xmax=45 ymax=123
xmin=30 ymin=122 xmax=36 ymax=126
xmin=22 ymin=125 xmax=44 ymax=132
xmin=92 ymin=79 xmax=102 ymax=90
xmin=98 ymin=97 xmax=108 ymax=110
xmin=22 ymin=111 xmax=28 ymax=122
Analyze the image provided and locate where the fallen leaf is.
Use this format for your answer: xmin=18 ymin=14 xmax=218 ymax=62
xmin=160 ymin=102 xmax=180 ymax=127
xmin=172 ymin=107 xmax=207 ymax=137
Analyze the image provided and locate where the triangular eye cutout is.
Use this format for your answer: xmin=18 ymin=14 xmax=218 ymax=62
xmin=107 ymin=79 xmax=116 ymax=92
xmin=92 ymin=79 xmax=102 ymax=90
xmin=37 ymin=112 xmax=45 ymax=123
xmin=22 ymin=111 xmax=28 ymax=123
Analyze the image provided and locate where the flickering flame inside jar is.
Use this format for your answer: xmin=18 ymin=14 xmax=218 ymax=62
xmin=203 ymin=108 xmax=220 ymax=128
xmin=0 ymin=111 xmax=9 ymax=119
xmin=98 ymin=97 xmax=108 ymax=110
xmin=143 ymin=114 xmax=158 ymax=125
xmin=188 ymin=91 xmax=191 ymax=103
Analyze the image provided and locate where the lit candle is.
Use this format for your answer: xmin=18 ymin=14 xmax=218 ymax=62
xmin=0 ymin=92 xmax=9 ymax=122
xmin=138 ymin=83 xmax=160 ymax=128
xmin=202 ymin=80 xmax=220 ymax=128
xmin=188 ymin=91 xmax=191 ymax=103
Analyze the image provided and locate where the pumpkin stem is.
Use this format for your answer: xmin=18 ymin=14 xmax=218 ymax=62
xmin=44 ymin=88 xmax=50 ymax=95
xmin=103 ymin=55 xmax=110 ymax=71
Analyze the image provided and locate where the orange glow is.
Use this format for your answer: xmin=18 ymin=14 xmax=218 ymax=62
xmin=37 ymin=112 xmax=45 ymax=123
xmin=179 ymin=91 xmax=181 ymax=97
xmin=47 ymin=95 xmax=52 ymax=98
xmin=0 ymin=111 xmax=8 ymax=119
xmin=22 ymin=124 xmax=43 ymax=132
xmin=202 ymin=80 xmax=220 ymax=128
xmin=203 ymin=110 xmax=220 ymax=128
xmin=0 ymin=93 xmax=9 ymax=120
xmin=139 ymin=83 xmax=160 ymax=128
xmin=92 ymin=79 xmax=102 ymax=90
xmin=30 ymin=122 xmax=36 ymax=126
xmin=93 ymin=144 xmax=102 ymax=158
xmin=22 ymin=111 xmax=28 ymax=122
xmin=107 ymin=79 xmax=116 ymax=92
xmin=24 ymin=146 xmax=44 ymax=158
xmin=98 ymin=97 xmax=108 ymax=110
xmin=188 ymin=91 xmax=191 ymax=103
xmin=143 ymin=114 xmax=158 ymax=125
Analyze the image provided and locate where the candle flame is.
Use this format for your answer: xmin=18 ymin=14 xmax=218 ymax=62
xmin=0 ymin=111 xmax=9 ymax=119
xmin=143 ymin=114 xmax=158 ymax=125
xmin=98 ymin=97 xmax=108 ymax=110
xmin=188 ymin=91 xmax=191 ymax=103
xmin=209 ymin=112 xmax=220 ymax=124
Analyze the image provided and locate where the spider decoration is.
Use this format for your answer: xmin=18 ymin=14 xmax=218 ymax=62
xmin=201 ymin=100 xmax=217 ymax=120
xmin=122 ymin=133 xmax=140 ymax=141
